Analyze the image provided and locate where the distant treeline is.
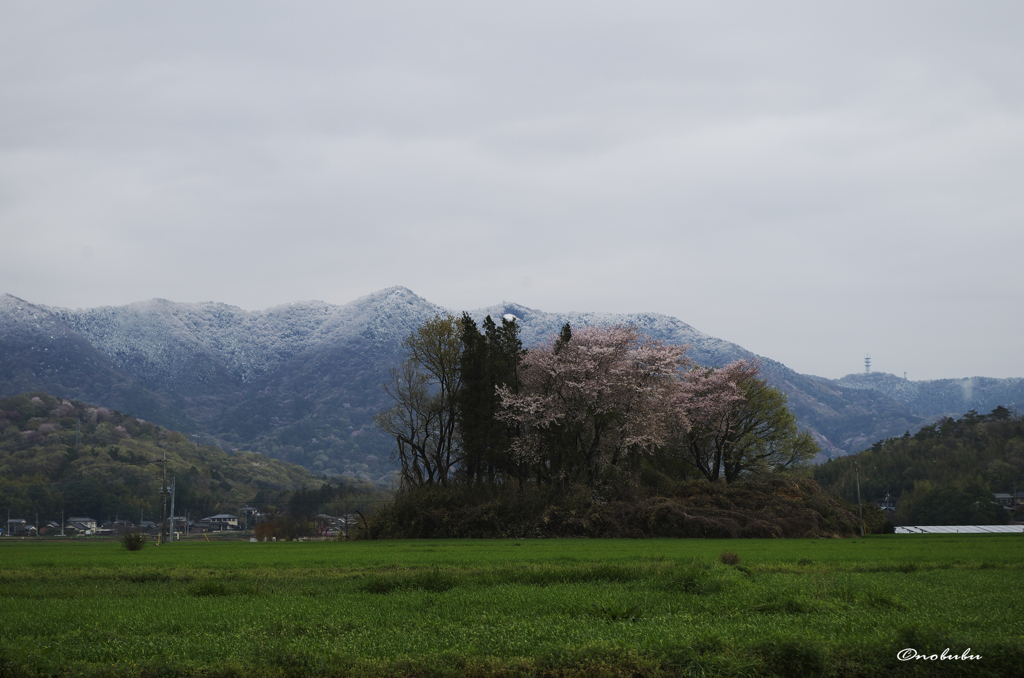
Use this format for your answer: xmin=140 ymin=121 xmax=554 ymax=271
xmin=814 ymin=407 xmax=1022 ymax=525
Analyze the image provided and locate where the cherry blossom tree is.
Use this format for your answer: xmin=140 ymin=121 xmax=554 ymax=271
xmin=496 ymin=324 xmax=693 ymax=488
xmin=672 ymin=360 xmax=818 ymax=482
xmin=671 ymin=360 xmax=759 ymax=482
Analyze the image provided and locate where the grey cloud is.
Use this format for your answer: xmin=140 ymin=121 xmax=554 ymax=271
xmin=1 ymin=1 xmax=1022 ymax=381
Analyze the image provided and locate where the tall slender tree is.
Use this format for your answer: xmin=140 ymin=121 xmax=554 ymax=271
xmin=374 ymin=314 xmax=463 ymax=487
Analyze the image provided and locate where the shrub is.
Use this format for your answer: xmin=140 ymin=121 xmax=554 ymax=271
xmin=120 ymin=532 xmax=148 ymax=552
xmin=720 ymin=551 xmax=740 ymax=565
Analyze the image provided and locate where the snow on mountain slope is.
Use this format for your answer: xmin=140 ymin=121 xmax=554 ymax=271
xmin=5 ymin=287 xmax=1020 ymax=480
xmin=468 ymin=301 xmax=751 ymax=367
xmin=838 ymin=372 xmax=1024 ymax=419
xmin=45 ymin=287 xmax=444 ymax=392
xmin=0 ymin=294 xmax=192 ymax=430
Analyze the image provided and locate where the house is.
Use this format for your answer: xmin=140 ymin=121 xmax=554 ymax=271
xmin=993 ymin=492 xmax=1024 ymax=507
xmin=5 ymin=519 xmax=35 ymax=536
xmin=67 ymin=517 xmax=97 ymax=531
xmin=201 ymin=514 xmax=240 ymax=530
xmin=65 ymin=521 xmax=93 ymax=536
xmin=874 ymin=494 xmax=897 ymax=521
xmin=95 ymin=522 xmax=115 ymax=537
xmin=112 ymin=520 xmax=136 ymax=536
xmin=874 ymin=497 xmax=897 ymax=510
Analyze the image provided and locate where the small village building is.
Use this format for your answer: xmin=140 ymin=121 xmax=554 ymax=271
xmin=873 ymin=495 xmax=897 ymax=522
xmin=202 ymin=514 xmax=240 ymax=530
xmin=112 ymin=520 xmax=136 ymax=535
xmin=67 ymin=517 xmax=97 ymax=530
xmin=5 ymin=519 xmax=35 ymax=536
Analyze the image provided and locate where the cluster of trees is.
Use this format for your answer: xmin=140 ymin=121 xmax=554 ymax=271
xmin=252 ymin=481 xmax=383 ymax=540
xmin=375 ymin=315 xmax=817 ymax=498
xmin=814 ymin=407 xmax=1023 ymax=525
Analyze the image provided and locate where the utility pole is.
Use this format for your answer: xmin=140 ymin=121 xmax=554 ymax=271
xmin=1006 ymin=480 xmax=1016 ymax=525
xmin=61 ymin=509 xmax=64 ymax=537
xmin=855 ymin=461 xmax=864 ymax=537
xmin=169 ymin=477 xmax=175 ymax=543
xmin=159 ymin=452 xmax=170 ymax=545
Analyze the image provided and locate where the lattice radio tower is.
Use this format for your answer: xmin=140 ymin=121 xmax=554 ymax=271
xmin=864 ymin=354 xmax=871 ymax=374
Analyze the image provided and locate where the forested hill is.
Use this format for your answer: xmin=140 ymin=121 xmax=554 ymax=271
xmin=838 ymin=372 xmax=1024 ymax=425
xmin=0 ymin=392 xmax=373 ymax=525
xmin=813 ymin=407 xmax=1024 ymax=525
xmin=2 ymin=288 xmax=1022 ymax=479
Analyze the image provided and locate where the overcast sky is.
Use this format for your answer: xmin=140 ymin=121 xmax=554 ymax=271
xmin=2 ymin=2 xmax=1022 ymax=381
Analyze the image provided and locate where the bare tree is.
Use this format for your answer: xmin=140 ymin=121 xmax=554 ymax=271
xmin=375 ymin=360 xmax=442 ymax=487
xmin=375 ymin=315 xmax=463 ymax=487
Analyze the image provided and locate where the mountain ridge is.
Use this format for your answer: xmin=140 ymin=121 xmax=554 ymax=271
xmin=837 ymin=371 xmax=1024 ymax=423
xmin=3 ymin=288 xmax=1021 ymax=481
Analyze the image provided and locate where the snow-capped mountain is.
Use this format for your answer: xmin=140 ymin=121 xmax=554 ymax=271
xmin=2 ymin=287 xmax=1020 ymax=481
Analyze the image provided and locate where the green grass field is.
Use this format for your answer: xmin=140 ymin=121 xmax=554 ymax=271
xmin=2 ymin=535 xmax=1022 ymax=677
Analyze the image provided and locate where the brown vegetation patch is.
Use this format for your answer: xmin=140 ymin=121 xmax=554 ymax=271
xmin=365 ymin=477 xmax=859 ymax=539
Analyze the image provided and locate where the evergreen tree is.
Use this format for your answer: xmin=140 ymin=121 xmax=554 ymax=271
xmin=456 ymin=313 xmax=524 ymax=486
xmin=456 ymin=313 xmax=491 ymax=485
